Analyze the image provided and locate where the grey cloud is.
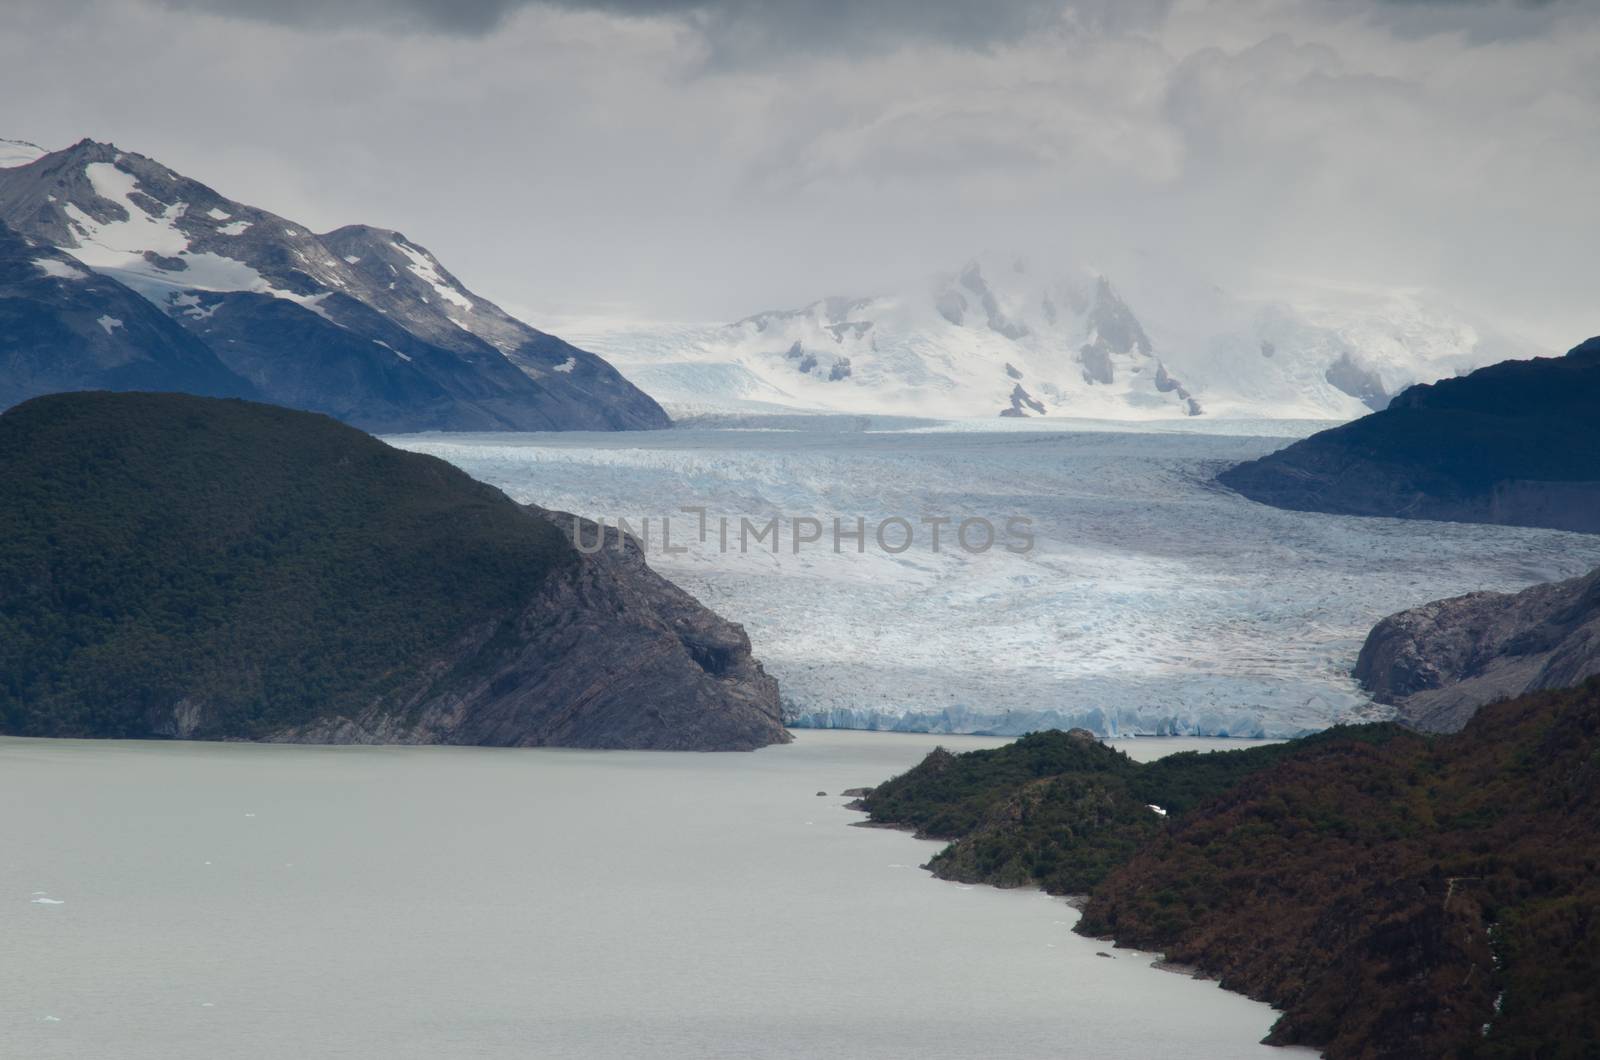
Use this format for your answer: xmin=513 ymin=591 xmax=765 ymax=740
xmin=1358 ymin=0 xmax=1578 ymax=43
xmin=8 ymin=0 xmax=1597 ymax=347
xmin=153 ymin=0 xmax=1171 ymax=49
xmin=152 ymin=0 xmax=1568 ymax=43
xmin=154 ymin=0 xmax=526 ymax=33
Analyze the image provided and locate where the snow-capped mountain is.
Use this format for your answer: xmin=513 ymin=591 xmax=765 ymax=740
xmin=0 ymin=139 xmax=668 ymax=432
xmin=567 ymin=255 xmax=1539 ymax=422
xmin=0 ymin=220 xmax=254 ymax=408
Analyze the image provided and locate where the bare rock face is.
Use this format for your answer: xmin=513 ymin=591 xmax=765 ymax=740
xmin=1355 ymin=567 xmax=1600 ymax=732
xmin=267 ymin=510 xmax=788 ymax=751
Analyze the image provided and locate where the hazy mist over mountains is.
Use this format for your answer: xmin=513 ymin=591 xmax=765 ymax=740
xmin=572 ymin=252 xmax=1536 ymax=420
xmin=3 ymin=0 xmax=1594 ymax=349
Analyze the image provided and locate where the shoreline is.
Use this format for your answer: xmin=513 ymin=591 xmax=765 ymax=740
xmin=840 ymin=791 xmax=1244 ymax=984
xmin=835 ymin=746 xmax=1311 ymax=1050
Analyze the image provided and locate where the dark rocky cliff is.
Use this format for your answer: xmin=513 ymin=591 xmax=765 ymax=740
xmin=1355 ymin=566 xmax=1600 ymax=733
xmin=0 ymin=392 xmax=783 ymax=749
xmin=1217 ymin=337 xmax=1600 ymax=533
xmin=278 ymin=509 xmax=787 ymax=750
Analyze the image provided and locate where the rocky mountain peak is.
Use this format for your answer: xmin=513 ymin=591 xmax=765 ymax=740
xmin=0 ymin=137 xmax=669 ymax=431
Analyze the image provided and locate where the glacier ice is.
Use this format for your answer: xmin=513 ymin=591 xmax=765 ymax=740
xmin=390 ymin=423 xmax=1600 ymax=738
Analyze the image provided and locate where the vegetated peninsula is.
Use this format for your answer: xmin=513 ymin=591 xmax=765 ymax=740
xmin=1217 ymin=337 xmax=1600 ymax=533
xmin=0 ymin=391 xmax=785 ymax=749
xmin=861 ymin=681 xmax=1600 ymax=1058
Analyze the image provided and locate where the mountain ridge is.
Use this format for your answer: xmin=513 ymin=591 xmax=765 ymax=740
xmin=0 ymin=139 xmax=668 ymax=432
xmin=1217 ymin=337 xmax=1600 ymax=533
xmin=0 ymin=219 xmax=256 ymax=407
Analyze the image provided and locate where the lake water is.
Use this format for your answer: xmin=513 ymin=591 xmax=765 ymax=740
xmin=2 ymin=730 xmax=1302 ymax=1059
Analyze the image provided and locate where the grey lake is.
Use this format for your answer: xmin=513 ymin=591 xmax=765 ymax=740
xmin=0 ymin=730 xmax=1304 ymax=1059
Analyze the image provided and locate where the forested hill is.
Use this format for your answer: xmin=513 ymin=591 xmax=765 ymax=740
xmin=862 ymin=682 xmax=1600 ymax=1057
xmin=0 ymin=392 xmax=785 ymax=749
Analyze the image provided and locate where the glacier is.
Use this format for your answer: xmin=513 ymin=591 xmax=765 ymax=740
xmin=390 ymin=420 xmax=1600 ymax=738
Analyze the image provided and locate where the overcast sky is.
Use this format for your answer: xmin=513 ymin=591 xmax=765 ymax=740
xmin=2 ymin=0 xmax=1595 ymax=345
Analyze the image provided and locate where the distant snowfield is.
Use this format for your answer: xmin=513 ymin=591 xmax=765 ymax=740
xmin=390 ymin=423 xmax=1600 ymax=738
xmin=550 ymin=255 xmax=1541 ymax=423
xmin=0 ymin=137 xmax=44 ymax=168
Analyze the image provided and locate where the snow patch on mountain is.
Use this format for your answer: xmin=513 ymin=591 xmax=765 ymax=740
xmin=33 ymin=257 xmax=88 ymax=281
xmin=373 ymin=339 xmax=411 ymax=362
xmin=58 ymin=161 xmax=275 ymax=300
xmin=392 ymin=237 xmax=472 ymax=314
xmin=0 ymin=138 xmax=45 ymax=169
xmin=66 ymin=162 xmax=186 ymax=252
xmin=20 ymin=152 xmax=470 ymax=336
